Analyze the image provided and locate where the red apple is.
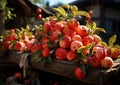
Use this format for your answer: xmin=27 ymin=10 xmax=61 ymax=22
xmin=70 ymin=41 xmax=83 ymax=51
xmin=83 ymin=35 xmax=94 ymax=46
xmin=59 ymin=36 xmax=71 ymax=48
xmin=67 ymin=19 xmax=79 ymax=31
xmin=55 ymin=48 xmax=67 ymax=60
xmin=74 ymin=67 xmax=85 ymax=79
xmin=101 ymin=57 xmax=114 ymax=68
xmin=66 ymin=51 xmax=77 ymax=61
xmin=76 ymin=25 xmax=88 ymax=37
xmin=42 ymin=48 xmax=51 ymax=57
xmin=95 ymin=47 xmax=105 ymax=61
xmin=72 ymin=34 xmax=82 ymax=42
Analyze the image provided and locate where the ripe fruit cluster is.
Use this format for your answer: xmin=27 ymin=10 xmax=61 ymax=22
xmin=36 ymin=8 xmax=42 ymax=20
xmin=0 ymin=5 xmax=120 ymax=80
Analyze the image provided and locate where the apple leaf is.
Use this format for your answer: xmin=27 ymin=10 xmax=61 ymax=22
xmin=110 ymin=48 xmax=115 ymax=54
xmin=91 ymin=22 xmax=96 ymax=30
xmin=53 ymin=7 xmax=66 ymax=17
xmin=108 ymin=34 xmax=117 ymax=47
xmin=94 ymin=27 xmax=106 ymax=33
xmin=71 ymin=5 xmax=78 ymax=12
xmin=77 ymin=11 xmax=90 ymax=17
xmin=86 ymin=22 xmax=91 ymax=29
xmin=58 ymin=34 xmax=62 ymax=41
xmin=41 ymin=58 xmax=46 ymax=65
xmin=80 ymin=62 xmax=86 ymax=74
xmin=81 ymin=54 xmax=87 ymax=60
xmin=46 ymin=56 xmax=52 ymax=63
xmin=71 ymin=5 xmax=78 ymax=15
xmin=98 ymin=41 xmax=108 ymax=47
xmin=63 ymin=4 xmax=70 ymax=10
xmin=77 ymin=46 xmax=87 ymax=53
xmin=86 ymin=44 xmax=94 ymax=56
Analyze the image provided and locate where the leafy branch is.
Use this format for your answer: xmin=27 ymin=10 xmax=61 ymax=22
xmin=0 ymin=0 xmax=16 ymax=20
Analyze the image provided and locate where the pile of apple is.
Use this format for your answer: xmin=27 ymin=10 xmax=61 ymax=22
xmin=0 ymin=5 xmax=120 ymax=79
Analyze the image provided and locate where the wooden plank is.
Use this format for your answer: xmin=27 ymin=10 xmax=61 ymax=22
xmin=6 ymin=51 xmax=120 ymax=85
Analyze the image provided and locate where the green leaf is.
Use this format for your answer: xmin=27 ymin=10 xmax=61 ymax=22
xmin=91 ymin=22 xmax=96 ymax=29
xmin=77 ymin=11 xmax=90 ymax=17
xmin=80 ymin=62 xmax=86 ymax=74
xmin=9 ymin=40 xmax=17 ymax=49
xmin=63 ymin=4 xmax=70 ymax=9
xmin=71 ymin=5 xmax=78 ymax=12
xmin=53 ymin=7 xmax=66 ymax=17
xmin=77 ymin=46 xmax=87 ymax=53
xmin=86 ymin=22 xmax=91 ymax=29
xmin=81 ymin=55 xmax=86 ymax=60
xmin=98 ymin=41 xmax=108 ymax=47
xmin=31 ymin=55 xmax=43 ymax=63
xmin=58 ymin=34 xmax=62 ymax=41
xmin=94 ymin=27 xmax=106 ymax=33
xmin=46 ymin=56 xmax=52 ymax=63
xmin=108 ymin=34 xmax=117 ymax=47
xmin=41 ymin=58 xmax=46 ymax=65
xmin=71 ymin=5 xmax=78 ymax=15
xmin=88 ymin=44 xmax=94 ymax=55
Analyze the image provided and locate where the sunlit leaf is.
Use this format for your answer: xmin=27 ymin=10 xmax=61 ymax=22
xmin=63 ymin=4 xmax=70 ymax=9
xmin=94 ymin=27 xmax=106 ymax=33
xmin=108 ymin=34 xmax=117 ymax=47
xmin=53 ymin=7 xmax=66 ymax=17
xmin=88 ymin=43 xmax=94 ymax=55
xmin=86 ymin=23 xmax=91 ymax=29
xmin=77 ymin=46 xmax=87 ymax=53
xmin=91 ymin=22 xmax=96 ymax=29
xmin=77 ymin=11 xmax=90 ymax=17
xmin=71 ymin=5 xmax=78 ymax=15
xmin=98 ymin=41 xmax=108 ymax=47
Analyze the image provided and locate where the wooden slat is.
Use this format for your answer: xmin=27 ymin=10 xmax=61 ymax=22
xmin=6 ymin=51 xmax=120 ymax=85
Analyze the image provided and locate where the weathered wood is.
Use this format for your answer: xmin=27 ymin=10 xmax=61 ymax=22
xmin=6 ymin=51 xmax=120 ymax=85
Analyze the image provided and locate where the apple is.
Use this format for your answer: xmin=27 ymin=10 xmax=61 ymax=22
xmin=88 ymin=55 xmax=101 ymax=68
xmin=41 ymin=39 xmax=49 ymax=49
xmin=76 ymin=25 xmax=88 ymax=37
xmin=104 ymin=48 xmax=111 ymax=57
xmin=70 ymin=41 xmax=83 ymax=51
xmin=55 ymin=48 xmax=67 ymax=60
xmin=95 ymin=47 xmax=105 ymax=61
xmin=59 ymin=36 xmax=71 ymax=48
xmin=37 ymin=8 xmax=42 ymax=14
xmin=50 ymin=30 xmax=61 ymax=41
xmin=54 ymin=22 xmax=64 ymax=31
xmin=14 ymin=72 xmax=22 ymax=79
xmin=92 ymin=34 xmax=101 ymax=44
xmin=82 ymin=58 xmax=88 ymax=65
xmin=83 ymin=35 xmax=94 ymax=46
xmin=67 ymin=19 xmax=79 ymax=31
xmin=66 ymin=51 xmax=77 ymax=61
xmin=74 ymin=67 xmax=85 ymax=79
xmin=42 ymin=48 xmax=51 ymax=57
xmin=37 ymin=14 xmax=42 ymax=20
xmin=43 ymin=21 xmax=51 ymax=32
xmin=111 ymin=48 xmax=119 ymax=59
xmin=30 ymin=42 xmax=41 ymax=52
xmin=101 ymin=57 xmax=114 ymax=68
xmin=72 ymin=34 xmax=82 ymax=42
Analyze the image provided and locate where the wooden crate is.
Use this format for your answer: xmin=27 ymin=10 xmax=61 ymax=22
xmin=6 ymin=51 xmax=120 ymax=85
